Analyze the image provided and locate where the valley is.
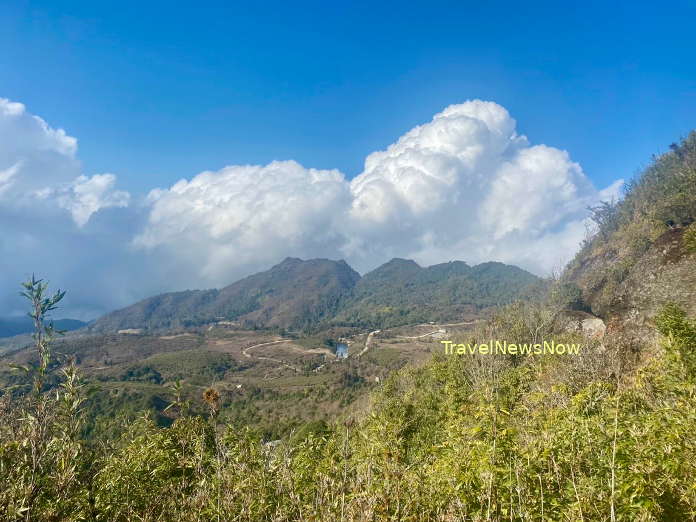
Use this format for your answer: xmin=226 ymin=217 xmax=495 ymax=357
xmin=0 ymin=318 xmax=479 ymax=440
xmin=0 ymin=255 xmax=527 ymax=440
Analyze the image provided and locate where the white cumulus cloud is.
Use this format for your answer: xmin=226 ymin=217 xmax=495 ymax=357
xmin=136 ymin=100 xmax=619 ymax=281
xmin=1 ymin=97 xmax=622 ymax=318
xmin=37 ymin=174 xmax=131 ymax=227
xmin=0 ymin=161 xmax=22 ymax=195
xmin=0 ymin=98 xmax=79 ymax=198
xmin=0 ymin=97 xmax=137 ymax=319
xmin=342 ymin=100 xmax=616 ymax=272
xmin=135 ymin=160 xmax=351 ymax=282
xmin=0 ymin=97 xmax=130 ymax=227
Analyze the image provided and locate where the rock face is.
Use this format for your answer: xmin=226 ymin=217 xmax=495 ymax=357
xmin=566 ymin=226 xmax=696 ymax=341
xmin=613 ymin=228 xmax=696 ymax=327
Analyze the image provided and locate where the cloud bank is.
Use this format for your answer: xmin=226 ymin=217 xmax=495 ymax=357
xmin=0 ymin=98 xmax=621 ymax=318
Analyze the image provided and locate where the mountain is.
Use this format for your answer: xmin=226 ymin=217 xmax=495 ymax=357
xmin=332 ymin=259 xmax=540 ymax=327
xmin=90 ymin=256 xmax=540 ymax=333
xmin=0 ymin=317 xmax=86 ymax=338
xmin=90 ymin=258 xmax=361 ymax=332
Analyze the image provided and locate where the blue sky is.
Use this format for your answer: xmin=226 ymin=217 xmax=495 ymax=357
xmin=1 ymin=1 xmax=695 ymax=319
xmin=3 ymin=0 xmax=695 ymax=193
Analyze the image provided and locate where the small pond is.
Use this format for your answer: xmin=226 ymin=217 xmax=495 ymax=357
xmin=335 ymin=342 xmax=348 ymax=359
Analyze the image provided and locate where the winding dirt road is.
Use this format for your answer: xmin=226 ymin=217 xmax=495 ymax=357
xmin=241 ymin=339 xmax=335 ymax=372
xmin=396 ymin=329 xmax=444 ymax=339
xmin=239 ymin=320 xmax=478 ymax=368
xmin=242 ymin=339 xmax=299 ymax=372
xmin=356 ymin=330 xmax=380 ymax=358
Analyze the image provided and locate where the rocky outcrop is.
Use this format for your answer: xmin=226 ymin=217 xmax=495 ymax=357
xmin=568 ymin=226 xmax=696 ymax=341
xmin=611 ymin=227 xmax=696 ymax=336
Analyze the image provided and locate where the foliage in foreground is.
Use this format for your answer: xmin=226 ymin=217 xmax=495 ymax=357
xmin=1 ymin=277 xmax=695 ymax=520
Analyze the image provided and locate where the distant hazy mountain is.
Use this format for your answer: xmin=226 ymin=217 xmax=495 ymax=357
xmin=0 ymin=317 xmax=87 ymax=338
xmin=90 ymin=257 xmax=540 ymax=332
xmin=90 ymin=258 xmax=361 ymax=332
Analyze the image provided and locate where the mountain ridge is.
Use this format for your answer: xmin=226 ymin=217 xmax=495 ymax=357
xmin=0 ymin=317 xmax=87 ymax=339
xmin=90 ymin=257 xmax=540 ymax=332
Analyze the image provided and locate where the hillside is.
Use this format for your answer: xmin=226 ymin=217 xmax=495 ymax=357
xmin=90 ymin=257 xmax=361 ymax=332
xmin=90 ymin=257 xmax=540 ymax=333
xmin=333 ymin=259 xmax=540 ymax=327
xmin=563 ymin=131 xmax=696 ymax=340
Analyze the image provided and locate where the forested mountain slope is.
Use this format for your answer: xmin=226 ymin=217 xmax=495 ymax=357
xmin=90 ymin=257 xmax=361 ymax=332
xmin=333 ymin=259 xmax=540 ymax=327
xmin=90 ymin=257 xmax=540 ymax=332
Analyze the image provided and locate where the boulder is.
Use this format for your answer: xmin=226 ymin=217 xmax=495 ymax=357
xmin=557 ymin=310 xmax=606 ymax=339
